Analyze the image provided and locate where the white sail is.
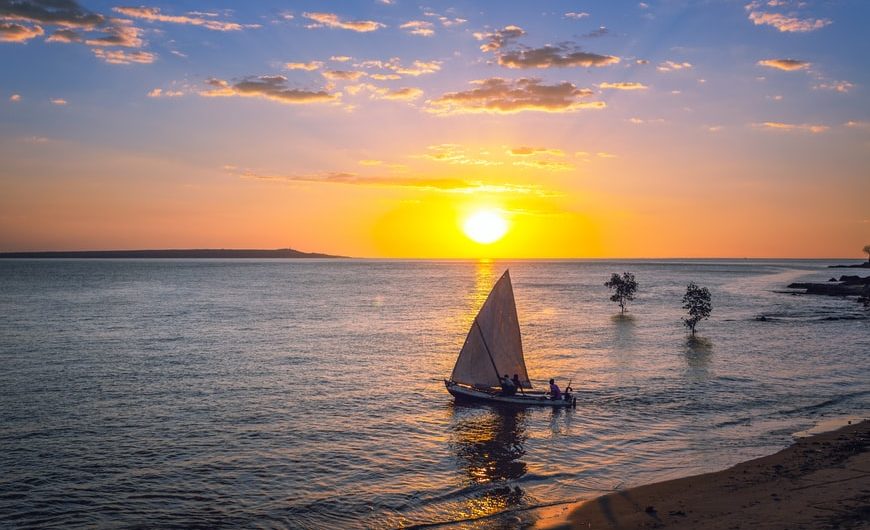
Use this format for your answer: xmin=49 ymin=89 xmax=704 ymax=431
xmin=450 ymin=270 xmax=532 ymax=389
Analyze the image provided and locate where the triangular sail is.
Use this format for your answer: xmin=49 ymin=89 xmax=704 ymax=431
xmin=450 ymin=270 xmax=532 ymax=389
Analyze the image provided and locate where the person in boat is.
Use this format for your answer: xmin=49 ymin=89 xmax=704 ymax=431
xmin=512 ymin=374 xmax=521 ymax=389
xmin=500 ymin=374 xmax=517 ymax=396
xmin=548 ymin=378 xmax=561 ymax=401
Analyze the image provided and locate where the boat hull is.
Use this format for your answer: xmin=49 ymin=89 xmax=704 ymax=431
xmin=445 ymin=380 xmax=576 ymax=408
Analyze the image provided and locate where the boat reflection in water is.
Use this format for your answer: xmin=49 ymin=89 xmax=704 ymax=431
xmin=448 ymin=403 xmax=530 ymax=521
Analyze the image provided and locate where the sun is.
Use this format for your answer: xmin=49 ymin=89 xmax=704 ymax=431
xmin=463 ymin=210 xmax=508 ymax=244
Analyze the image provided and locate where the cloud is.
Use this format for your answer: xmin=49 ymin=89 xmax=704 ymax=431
xmin=581 ymin=26 xmax=609 ymax=38
xmin=83 ymin=18 xmax=143 ymax=48
xmin=508 ymin=146 xmax=565 ymax=156
xmin=746 ymin=9 xmax=830 ymax=32
xmin=400 ymin=20 xmax=434 ymax=36
xmin=565 ymin=12 xmax=590 ymax=19
xmin=285 ymin=61 xmax=322 ymax=71
xmin=379 ymin=87 xmax=423 ymax=100
xmin=344 ymin=84 xmax=423 ymax=101
xmin=498 ymin=45 xmax=620 ymax=69
xmin=599 ymin=81 xmax=648 ymax=90
xmin=200 ymin=76 xmax=339 ymax=104
xmin=147 ymin=88 xmax=183 ymax=97
xmin=9 ymin=93 xmax=21 ymax=101
xmin=50 ymin=97 xmax=67 ymax=105
xmin=421 ymin=9 xmax=466 ymax=27
xmin=303 ymin=12 xmax=384 ymax=32
xmin=230 ymin=166 xmax=546 ymax=195
xmin=92 ymin=48 xmax=155 ymax=64
xmin=513 ymin=159 xmax=573 ymax=170
xmin=473 ymin=25 xmax=525 ymax=52
xmin=112 ymin=6 xmax=247 ymax=31
xmin=657 ymin=60 xmax=692 ymax=72
xmin=370 ymin=73 xmax=401 ymax=80
xmin=322 ymin=69 xmax=366 ymax=81
xmin=475 ymin=25 xmax=618 ymax=70
xmin=421 ymin=144 xmax=503 ymax=166
xmin=814 ymin=81 xmax=854 ymax=93
xmin=755 ymin=121 xmax=829 ymax=133
xmin=330 ymin=55 xmax=351 ymax=62
xmin=757 ymin=58 xmax=809 ymax=71
xmin=0 ymin=22 xmax=43 ymax=41
xmin=358 ymin=58 xmax=441 ymax=77
xmin=0 ymin=0 xmax=104 ymax=28
xmin=45 ymin=28 xmax=80 ymax=42
xmin=845 ymin=121 xmax=869 ymax=129
xmin=426 ymin=77 xmax=604 ymax=115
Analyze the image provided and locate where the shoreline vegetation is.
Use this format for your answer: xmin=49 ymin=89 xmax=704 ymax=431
xmin=0 ymin=248 xmax=345 ymax=259
xmin=533 ymin=419 xmax=869 ymax=529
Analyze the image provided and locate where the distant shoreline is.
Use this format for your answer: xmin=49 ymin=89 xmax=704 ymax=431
xmin=0 ymin=249 xmax=347 ymax=259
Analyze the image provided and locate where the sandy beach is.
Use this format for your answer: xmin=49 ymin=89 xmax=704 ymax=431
xmin=535 ymin=419 xmax=870 ymax=529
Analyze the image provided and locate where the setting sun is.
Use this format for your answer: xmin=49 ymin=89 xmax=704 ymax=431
xmin=463 ymin=210 xmax=509 ymax=244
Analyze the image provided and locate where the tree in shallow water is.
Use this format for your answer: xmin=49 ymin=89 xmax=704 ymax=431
xmin=604 ymin=272 xmax=638 ymax=314
xmin=682 ymin=282 xmax=712 ymax=336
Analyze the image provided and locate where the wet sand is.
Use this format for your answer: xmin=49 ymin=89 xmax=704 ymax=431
xmin=534 ymin=419 xmax=869 ymax=529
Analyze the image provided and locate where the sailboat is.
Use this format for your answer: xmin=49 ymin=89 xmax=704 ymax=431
xmin=445 ymin=270 xmax=576 ymax=407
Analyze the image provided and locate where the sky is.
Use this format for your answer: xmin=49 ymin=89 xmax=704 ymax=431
xmin=1 ymin=0 xmax=868 ymax=258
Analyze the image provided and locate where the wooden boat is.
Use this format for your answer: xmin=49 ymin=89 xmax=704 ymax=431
xmin=445 ymin=270 xmax=576 ymax=408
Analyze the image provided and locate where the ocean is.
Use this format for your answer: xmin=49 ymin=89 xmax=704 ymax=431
xmin=0 ymin=259 xmax=867 ymax=528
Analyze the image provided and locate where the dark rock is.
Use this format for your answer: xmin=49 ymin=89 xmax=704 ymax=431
xmin=829 ymin=277 xmax=838 ymax=282
xmin=645 ymin=506 xmax=657 ymax=514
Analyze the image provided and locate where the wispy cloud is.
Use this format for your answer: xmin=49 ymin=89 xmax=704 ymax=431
xmin=92 ymin=48 xmax=155 ymax=64
xmin=147 ymin=88 xmax=183 ymax=97
xmin=322 ymin=70 xmax=366 ymax=81
xmin=303 ymin=12 xmax=385 ymax=32
xmin=757 ymin=58 xmax=809 ymax=71
xmin=657 ymin=61 xmax=692 ymax=72
xmin=50 ymin=97 xmax=67 ymax=105
xmin=0 ymin=22 xmax=43 ymax=42
xmin=426 ymin=77 xmax=604 ymax=115
xmin=599 ymin=82 xmax=648 ymax=90
xmin=400 ymin=20 xmax=434 ymax=36
xmin=745 ymin=3 xmax=831 ymax=32
xmin=755 ymin=121 xmax=829 ymax=133
xmin=421 ymin=9 xmax=466 ymax=28
xmin=565 ymin=12 xmax=590 ymax=19
xmin=285 ymin=61 xmax=323 ymax=71
xmin=9 ymin=93 xmax=22 ymax=102
xmin=112 ymin=6 xmax=250 ymax=31
xmin=357 ymin=58 xmax=441 ymax=77
xmin=229 ymin=166 xmax=549 ymax=195
xmin=508 ymin=146 xmax=565 ymax=156
xmin=814 ymin=81 xmax=854 ymax=93
xmin=200 ymin=76 xmax=339 ymax=104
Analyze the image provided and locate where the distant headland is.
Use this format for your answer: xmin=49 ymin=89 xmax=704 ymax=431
xmin=0 ymin=248 xmax=346 ymax=259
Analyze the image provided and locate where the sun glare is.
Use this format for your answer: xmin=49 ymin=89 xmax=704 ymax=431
xmin=463 ymin=210 xmax=508 ymax=244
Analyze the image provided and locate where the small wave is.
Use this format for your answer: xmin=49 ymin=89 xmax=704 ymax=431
xmin=773 ymin=390 xmax=870 ymax=416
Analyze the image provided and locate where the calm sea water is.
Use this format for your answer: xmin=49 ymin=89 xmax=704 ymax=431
xmin=1 ymin=259 xmax=868 ymax=528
